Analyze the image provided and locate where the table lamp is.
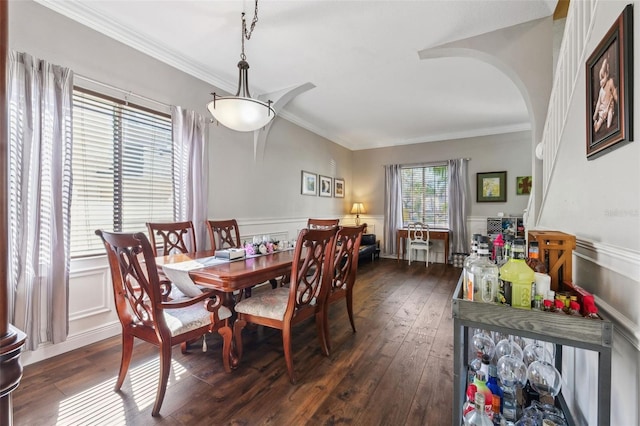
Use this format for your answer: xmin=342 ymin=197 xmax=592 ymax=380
xmin=350 ymin=202 xmax=365 ymax=226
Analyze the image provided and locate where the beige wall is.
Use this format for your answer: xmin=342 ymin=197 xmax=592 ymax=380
xmin=352 ymin=131 xmax=532 ymax=218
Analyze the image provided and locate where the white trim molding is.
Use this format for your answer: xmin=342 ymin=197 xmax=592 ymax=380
xmin=22 ymin=321 xmax=121 ymax=366
xmin=574 ymin=238 xmax=640 ymax=283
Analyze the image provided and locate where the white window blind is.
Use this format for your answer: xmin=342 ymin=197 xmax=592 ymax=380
xmin=401 ymin=164 xmax=448 ymax=228
xmin=71 ymin=89 xmax=174 ymax=257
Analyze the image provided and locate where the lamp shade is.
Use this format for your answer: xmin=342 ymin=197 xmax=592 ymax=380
xmin=350 ymin=203 xmax=365 ymax=215
xmin=207 ymin=96 xmax=275 ymax=132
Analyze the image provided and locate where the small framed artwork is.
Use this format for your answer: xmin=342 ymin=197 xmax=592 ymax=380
xmin=334 ymin=178 xmax=345 ymax=198
xmin=586 ymin=4 xmax=633 ymax=159
xmin=319 ymin=175 xmax=332 ymax=197
xmin=301 ymin=170 xmax=317 ymax=196
xmin=477 ymin=171 xmax=507 ymax=202
xmin=516 ymin=176 xmax=532 ymax=195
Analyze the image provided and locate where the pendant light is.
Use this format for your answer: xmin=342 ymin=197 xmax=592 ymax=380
xmin=207 ymin=0 xmax=274 ymax=132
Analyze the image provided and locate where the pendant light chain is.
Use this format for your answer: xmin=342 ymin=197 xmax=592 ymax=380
xmin=240 ymin=0 xmax=259 ymax=61
xmin=208 ymin=0 xmax=274 ymax=132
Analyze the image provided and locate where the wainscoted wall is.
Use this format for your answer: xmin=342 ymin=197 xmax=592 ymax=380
xmin=563 ymin=239 xmax=640 ymax=426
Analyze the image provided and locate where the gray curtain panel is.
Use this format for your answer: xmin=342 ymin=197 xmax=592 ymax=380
xmin=383 ymin=164 xmax=403 ymax=255
xmin=8 ymin=52 xmax=73 ymax=350
xmin=171 ymin=106 xmax=209 ymax=251
xmin=448 ymin=158 xmax=470 ymax=257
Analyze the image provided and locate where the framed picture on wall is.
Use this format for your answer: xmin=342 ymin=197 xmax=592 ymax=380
xmin=334 ymin=178 xmax=345 ymax=198
xmin=516 ymin=176 xmax=532 ymax=195
xmin=477 ymin=171 xmax=507 ymax=202
xmin=319 ymin=175 xmax=332 ymax=197
xmin=585 ymin=4 xmax=633 ymax=159
xmin=301 ymin=171 xmax=317 ymax=196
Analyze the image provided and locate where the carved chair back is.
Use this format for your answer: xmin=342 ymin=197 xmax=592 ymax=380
xmin=207 ymin=219 xmax=242 ymax=251
xmin=146 ymin=221 xmax=197 ymax=256
xmin=307 ymin=218 xmax=339 ymax=230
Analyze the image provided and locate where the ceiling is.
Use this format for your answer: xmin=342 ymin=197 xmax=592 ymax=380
xmin=37 ymin=0 xmax=558 ymax=151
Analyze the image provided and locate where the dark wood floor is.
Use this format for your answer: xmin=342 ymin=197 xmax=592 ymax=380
xmin=12 ymin=259 xmax=461 ymax=426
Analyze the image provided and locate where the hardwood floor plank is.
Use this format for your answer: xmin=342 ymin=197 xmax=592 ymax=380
xmin=13 ymin=260 xmax=460 ymax=425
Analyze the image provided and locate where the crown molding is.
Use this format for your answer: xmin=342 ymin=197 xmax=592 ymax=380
xmin=34 ymin=0 xmax=236 ymax=94
xmin=357 ymin=122 xmax=532 ymax=151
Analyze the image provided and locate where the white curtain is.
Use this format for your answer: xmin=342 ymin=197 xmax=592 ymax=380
xmin=383 ymin=164 xmax=403 ymax=255
xmin=8 ymin=52 xmax=73 ymax=350
xmin=448 ymin=158 xmax=470 ymax=256
xmin=171 ymin=106 xmax=209 ymax=250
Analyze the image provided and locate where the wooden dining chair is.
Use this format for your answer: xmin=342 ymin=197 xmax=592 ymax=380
xmin=146 ymin=221 xmax=197 ymax=256
xmin=206 ymin=219 xmax=241 ymax=252
xmin=407 ymin=222 xmax=431 ymax=267
xmin=233 ymin=227 xmax=338 ymax=384
xmin=321 ymin=224 xmax=365 ymax=352
xmin=307 ymin=218 xmax=339 ymax=229
xmin=207 ymin=219 xmax=277 ymax=295
xmin=95 ymin=230 xmax=232 ymax=417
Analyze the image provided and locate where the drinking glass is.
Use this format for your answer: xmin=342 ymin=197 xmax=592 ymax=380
xmin=526 ymin=358 xmax=562 ymax=397
xmin=495 ymin=337 xmax=524 ymax=362
xmin=523 ymin=340 xmax=555 ymax=366
xmin=470 ymin=330 xmax=495 ymax=372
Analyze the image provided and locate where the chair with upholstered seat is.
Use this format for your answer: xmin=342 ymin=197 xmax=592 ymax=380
xmin=233 ymin=227 xmax=338 ymax=384
xmin=407 ymin=222 xmax=431 ymax=267
xmin=146 ymin=221 xmax=197 ymax=256
xmin=95 ymin=230 xmax=232 ymax=417
xmin=322 ymin=224 xmax=365 ymax=352
xmin=307 ymin=218 xmax=339 ymax=230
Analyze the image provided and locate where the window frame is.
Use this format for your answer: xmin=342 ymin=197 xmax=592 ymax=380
xmin=70 ymin=87 xmax=174 ymax=258
xmin=400 ymin=163 xmax=449 ymax=229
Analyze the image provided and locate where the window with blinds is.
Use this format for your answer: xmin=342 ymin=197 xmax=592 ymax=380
xmin=70 ymin=89 xmax=174 ymax=257
xmin=401 ymin=164 xmax=448 ymax=228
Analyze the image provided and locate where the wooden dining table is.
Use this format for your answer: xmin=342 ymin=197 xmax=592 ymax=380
xmin=156 ymin=249 xmax=296 ymax=308
xmin=156 ymin=249 xmax=296 ymax=368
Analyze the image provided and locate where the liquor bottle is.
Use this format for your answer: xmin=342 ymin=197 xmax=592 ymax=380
xmin=472 ymin=370 xmax=493 ymax=417
xmin=479 ymin=354 xmax=491 ymax=380
xmin=499 ymin=239 xmax=535 ymax=309
xmin=464 ymin=392 xmax=493 ymax=426
xmin=526 ymin=241 xmax=547 ymax=273
xmin=500 ymin=378 xmax=517 ymax=422
xmin=462 ymin=383 xmax=478 ymax=418
xmin=463 ymin=235 xmax=480 ymax=300
xmin=471 ymin=237 xmax=500 ymax=303
xmin=492 ymin=234 xmax=505 ymax=265
xmin=486 ymin=365 xmax=504 ymax=416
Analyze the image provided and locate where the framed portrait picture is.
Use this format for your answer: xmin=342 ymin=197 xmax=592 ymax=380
xmin=301 ymin=170 xmax=317 ymax=196
xmin=334 ymin=178 xmax=345 ymax=198
xmin=516 ymin=176 xmax=532 ymax=195
xmin=477 ymin=171 xmax=507 ymax=202
xmin=586 ymin=4 xmax=633 ymax=159
xmin=319 ymin=175 xmax=332 ymax=197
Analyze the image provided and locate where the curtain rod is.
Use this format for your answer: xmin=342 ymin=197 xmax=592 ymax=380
xmin=383 ymin=158 xmax=471 ymax=168
xmin=74 ymin=74 xmax=171 ymax=110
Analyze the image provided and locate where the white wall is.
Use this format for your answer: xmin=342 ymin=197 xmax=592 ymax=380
xmin=9 ymin=0 xmax=352 ymax=364
xmin=536 ymin=1 xmax=640 ymax=424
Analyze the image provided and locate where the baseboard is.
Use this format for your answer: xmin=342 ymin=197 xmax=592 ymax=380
xmin=21 ymin=321 xmax=121 ymax=366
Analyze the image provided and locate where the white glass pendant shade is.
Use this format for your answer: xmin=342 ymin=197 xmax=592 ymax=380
xmin=208 ymin=59 xmax=275 ymax=132
xmin=207 ymin=96 xmax=274 ymax=132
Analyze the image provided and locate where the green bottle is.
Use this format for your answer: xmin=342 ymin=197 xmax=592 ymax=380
xmin=499 ymin=238 xmax=534 ymax=309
